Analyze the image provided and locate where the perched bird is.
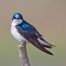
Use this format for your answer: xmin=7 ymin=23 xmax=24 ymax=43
xmin=11 ymin=13 xmax=55 ymax=55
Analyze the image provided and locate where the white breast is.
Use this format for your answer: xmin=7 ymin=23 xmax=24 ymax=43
xmin=11 ymin=19 xmax=29 ymax=43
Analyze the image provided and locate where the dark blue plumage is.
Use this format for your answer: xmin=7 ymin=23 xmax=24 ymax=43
xmin=12 ymin=13 xmax=23 ymax=20
xmin=16 ymin=20 xmax=42 ymax=37
xmin=11 ymin=13 xmax=55 ymax=55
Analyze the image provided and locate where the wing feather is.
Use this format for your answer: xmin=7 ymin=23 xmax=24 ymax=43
xmin=16 ymin=25 xmax=53 ymax=55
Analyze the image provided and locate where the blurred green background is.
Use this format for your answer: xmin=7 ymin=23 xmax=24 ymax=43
xmin=0 ymin=0 xmax=66 ymax=66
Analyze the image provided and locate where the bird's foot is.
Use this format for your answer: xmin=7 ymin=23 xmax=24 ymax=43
xmin=19 ymin=41 xmax=26 ymax=48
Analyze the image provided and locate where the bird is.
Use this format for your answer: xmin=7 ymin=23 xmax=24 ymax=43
xmin=11 ymin=13 xmax=55 ymax=55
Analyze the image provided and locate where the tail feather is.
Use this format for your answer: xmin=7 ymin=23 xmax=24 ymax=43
xmin=27 ymin=37 xmax=54 ymax=55
xmin=42 ymin=44 xmax=52 ymax=49
xmin=43 ymin=48 xmax=53 ymax=55
xmin=42 ymin=47 xmax=53 ymax=55
xmin=34 ymin=43 xmax=53 ymax=55
xmin=30 ymin=39 xmax=54 ymax=55
xmin=38 ymin=38 xmax=55 ymax=47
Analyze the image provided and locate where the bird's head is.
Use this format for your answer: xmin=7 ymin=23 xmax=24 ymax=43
xmin=12 ymin=13 xmax=24 ymax=25
xmin=12 ymin=13 xmax=23 ymax=20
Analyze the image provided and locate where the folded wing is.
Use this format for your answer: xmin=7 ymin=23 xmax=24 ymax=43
xmin=16 ymin=24 xmax=54 ymax=55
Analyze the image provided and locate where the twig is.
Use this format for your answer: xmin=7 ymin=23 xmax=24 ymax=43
xmin=18 ymin=42 xmax=31 ymax=66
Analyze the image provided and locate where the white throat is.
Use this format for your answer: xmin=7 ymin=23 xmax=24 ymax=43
xmin=12 ymin=19 xmax=23 ymax=26
xmin=11 ymin=19 xmax=29 ymax=42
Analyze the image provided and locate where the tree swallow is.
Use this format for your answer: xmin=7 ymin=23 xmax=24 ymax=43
xmin=11 ymin=13 xmax=55 ymax=55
